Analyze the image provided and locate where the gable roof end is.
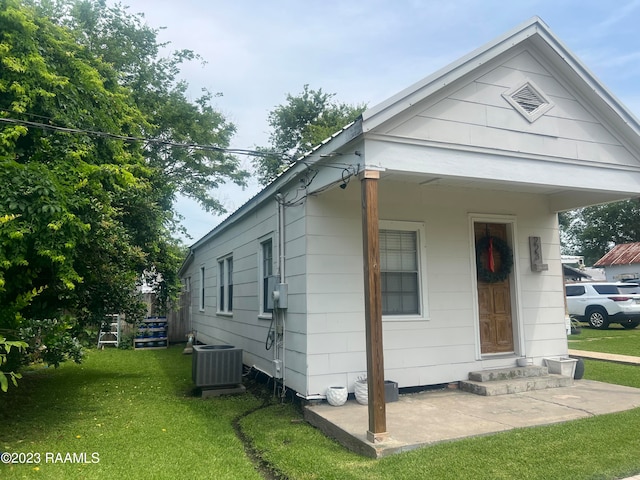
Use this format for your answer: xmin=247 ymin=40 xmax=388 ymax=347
xmin=360 ymin=16 xmax=640 ymax=151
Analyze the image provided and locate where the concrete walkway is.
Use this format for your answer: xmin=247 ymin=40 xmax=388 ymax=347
xmin=305 ymin=379 xmax=640 ymax=459
xmin=305 ymin=351 xmax=640 ymax=480
xmin=569 ymin=349 xmax=640 ymax=365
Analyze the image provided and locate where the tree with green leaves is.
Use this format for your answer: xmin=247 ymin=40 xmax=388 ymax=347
xmin=42 ymin=0 xmax=250 ymax=215
xmin=254 ymin=84 xmax=366 ymax=185
xmin=0 ymin=0 xmax=247 ymax=383
xmin=560 ymin=199 xmax=640 ymax=265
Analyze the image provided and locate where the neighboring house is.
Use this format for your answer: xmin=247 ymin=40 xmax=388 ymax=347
xmin=563 ymin=265 xmax=591 ymax=283
xmin=594 ymin=243 xmax=640 ymax=282
xmin=179 ymin=17 xmax=640 ymax=400
xmin=561 ymin=255 xmax=591 ymax=282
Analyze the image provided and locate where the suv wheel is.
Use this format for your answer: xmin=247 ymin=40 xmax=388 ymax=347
xmin=621 ymin=320 xmax=640 ymax=329
xmin=587 ymin=307 xmax=609 ymax=329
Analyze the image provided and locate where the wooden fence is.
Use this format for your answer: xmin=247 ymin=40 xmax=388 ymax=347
xmin=143 ymin=291 xmax=191 ymax=344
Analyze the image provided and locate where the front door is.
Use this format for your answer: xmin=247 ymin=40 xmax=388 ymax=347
xmin=475 ymin=223 xmax=514 ymax=354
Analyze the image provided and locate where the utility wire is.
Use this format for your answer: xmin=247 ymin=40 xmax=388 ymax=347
xmin=0 ymin=115 xmax=288 ymax=160
xmin=0 ymin=111 xmax=363 ymax=165
xmin=1 ymin=112 xmax=363 ymax=204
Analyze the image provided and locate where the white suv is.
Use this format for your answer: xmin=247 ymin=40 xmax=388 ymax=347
xmin=565 ymin=283 xmax=640 ymax=329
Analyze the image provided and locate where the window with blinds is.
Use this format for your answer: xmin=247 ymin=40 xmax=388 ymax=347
xmin=380 ymin=229 xmax=419 ymax=315
xmin=199 ymin=266 xmax=205 ymax=311
xmin=218 ymin=256 xmax=233 ymax=314
xmin=261 ymin=239 xmax=273 ymax=314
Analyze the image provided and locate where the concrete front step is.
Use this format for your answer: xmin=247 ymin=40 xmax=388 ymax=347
xmin=468 ymin=365 xmax=548 ymax=382
xmin=460 ymin=374 xmax=573 ymax=396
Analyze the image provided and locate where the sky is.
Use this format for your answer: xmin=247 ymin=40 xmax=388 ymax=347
xmin=110 ymin=0 xmax=640 ymax=243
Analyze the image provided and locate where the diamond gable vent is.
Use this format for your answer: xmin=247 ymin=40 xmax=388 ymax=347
xmin=502 ymin=80 xmax=554 ymax=123
xmin=512 ymin=84 xmax=544 ymax=113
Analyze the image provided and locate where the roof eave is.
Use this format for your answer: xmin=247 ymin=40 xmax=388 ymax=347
xmin=187 ymin=120 xmax=363 ymax=253
xmin=177 ymin=250 xmax=194 ymax=277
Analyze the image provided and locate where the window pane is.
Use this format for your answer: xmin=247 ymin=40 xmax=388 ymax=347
xmin=401 ymin=232 xmax=417 ymax=250
xmin=262 ymin=241 xmax=273 ymax=313
xmin=402 ymin=293 xmax=419 ymax=313
xmin=384 ymin=292 xmax=402 ymax=314
xmin=401 ymin=272 xmax=418 ymax=292
xmin=228 ymin=259 xmax=233 ymax=311
xmin=382 ymin=272 xmax=418 ymax=315
xmin=565 ymin=285 xmax=584 ymax=296
xmin=263 ymin=241 xmax=273 ymax=277
xmin=401 ymin=252 xmax=417 ymax=270
xmin=593 ymin=285 xmax=618 ymax=295
xmin=383 ymin=272 xmax=401 ymax=291
xmin=384 ymin=251 xmax=402 ymax=270
xmin=263 ymin=277 xmax=272 ymax=313
xmin=200 ymin=267 xmax=205 ymax=310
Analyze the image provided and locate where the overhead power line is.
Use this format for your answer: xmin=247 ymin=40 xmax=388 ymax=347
xmin=2 ymin=111 xmax=365 ymax=210
xmin=0 ymin=115 xmax=286 ymax=159
xmin=0 ymin=111 xmax=363 ymax=168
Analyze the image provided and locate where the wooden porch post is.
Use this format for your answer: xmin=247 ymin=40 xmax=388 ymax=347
xmin=359 ymin=168 xmax=388 ymax=443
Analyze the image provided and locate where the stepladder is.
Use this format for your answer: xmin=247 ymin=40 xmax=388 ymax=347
xmin=97 ymin=314 xmax=120 ymax=348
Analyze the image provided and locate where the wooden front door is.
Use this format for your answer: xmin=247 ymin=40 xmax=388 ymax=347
xmin=475 ymin=223 xmax=514 ymax=354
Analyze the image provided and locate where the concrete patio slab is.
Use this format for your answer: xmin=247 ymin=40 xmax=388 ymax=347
xmin=304 ymin=379 xmax=640 ymax=458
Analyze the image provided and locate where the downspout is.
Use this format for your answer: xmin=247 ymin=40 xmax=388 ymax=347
xmin=275 ymin=194 xmax=287 ymax=396
xmin=277 ymin=194 xmax=286 ymax=283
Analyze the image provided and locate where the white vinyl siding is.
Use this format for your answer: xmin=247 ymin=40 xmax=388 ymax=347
xmin=386 ymin=48 xmax=640 ymax=170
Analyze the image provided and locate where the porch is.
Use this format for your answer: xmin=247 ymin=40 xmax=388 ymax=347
xmin=304 ymin=379 xmax=640 ymax=458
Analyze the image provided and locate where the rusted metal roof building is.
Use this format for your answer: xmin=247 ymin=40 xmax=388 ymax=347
xmin=594 ymin=243 xmax=640 ymax=281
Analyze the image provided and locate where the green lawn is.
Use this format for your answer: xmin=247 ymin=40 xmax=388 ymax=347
xmin=569 ymin=323 xmax=640 ymax=356
xmin=1 ymin=348 xmax=263 ymax=480
xmin=2 ymin=343 xmax=640 ymax=479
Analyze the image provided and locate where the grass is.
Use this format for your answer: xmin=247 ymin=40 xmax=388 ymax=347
xmin=1 ymin=340 xmax=640 ymax=479
xmin=241 ymin=361 xmax=640 ymax=480
xmin=0 ymin=347 xmax=263 ymax=480
xmin=568 ymin=322 xmax=640 ymax=356
xmin=241 ymin=398 xmax=640 ymax=480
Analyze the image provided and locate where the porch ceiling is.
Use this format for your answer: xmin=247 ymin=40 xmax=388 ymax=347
xmin=379 ymin=170 xmax=638 ymax=212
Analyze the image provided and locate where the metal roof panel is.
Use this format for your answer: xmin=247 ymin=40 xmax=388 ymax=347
xmin=594 ymin=242 xmax=640 ymax=266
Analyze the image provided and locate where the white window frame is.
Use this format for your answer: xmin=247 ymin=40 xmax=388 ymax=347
xmin=258 ymin=237 xmax=274 ymax=318
xmin=379 ymin=220 xmax=429 ymax=321
xmin=217 ymin=255 xmax=233 ymax=315
xmin=199 ymin=266 xmax=205 ymax=312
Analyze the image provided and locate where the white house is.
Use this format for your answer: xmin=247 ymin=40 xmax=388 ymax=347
xmin=594 ymin=243 xmax=640 ymax=282
xmin=179 ymin=17 xmax=640 ymax=402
